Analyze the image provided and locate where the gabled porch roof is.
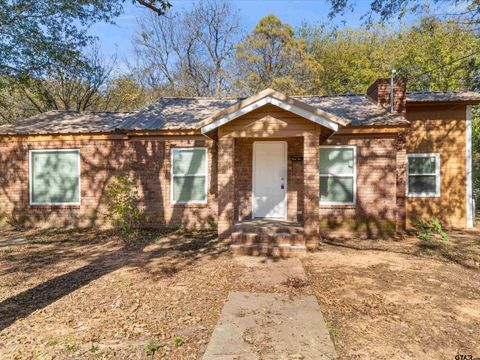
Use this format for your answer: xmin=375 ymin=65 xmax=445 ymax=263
xmin=199 ymin=89 xmax=350 ymax=134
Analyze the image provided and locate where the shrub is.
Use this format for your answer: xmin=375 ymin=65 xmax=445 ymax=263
xmin=414 ymin=219 xmax=448 ymax=242
xmin=4 ymin=213 xmax=28 ymax=230
xmin=172 ymin=335 xmax=184 ymax=347
xmin=144 ymin=339 xmax=162 ymax=357
xmin=105 ymin=174 xmax=144 ymax=236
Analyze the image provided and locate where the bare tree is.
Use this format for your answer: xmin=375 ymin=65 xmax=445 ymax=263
xmin=133 ymin=0 xmax=241 ymax=97
xmin=17 ymin=47 xmax=115 ymax=113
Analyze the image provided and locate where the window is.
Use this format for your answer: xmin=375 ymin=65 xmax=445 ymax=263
xmin=29 ymin=149 xmax=80 ymax=205
xmin=319 ymin=146 xmax=356 ymax=204
xmin=171 ymin=148 xmax=208 ymax=204
xmin=407 ymin=153 xmax=440 ymax=197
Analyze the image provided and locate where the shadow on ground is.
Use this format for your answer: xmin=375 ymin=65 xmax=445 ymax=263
xmin=0 ymin=228 xmax=224 ymax=331
xmin=319 ymin=224 xmax=480 ymax=270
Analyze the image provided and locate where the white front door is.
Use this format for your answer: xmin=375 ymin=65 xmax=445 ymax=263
xmin=253 ymin=141 xmax=287 ymax=219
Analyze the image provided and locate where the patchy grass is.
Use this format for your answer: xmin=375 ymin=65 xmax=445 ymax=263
xmin=305 ymin=223 xmax=480 ymax=359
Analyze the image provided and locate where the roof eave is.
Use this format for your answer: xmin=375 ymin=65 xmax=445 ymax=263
xmin=406 ymin=99 xmax=480 ymax=106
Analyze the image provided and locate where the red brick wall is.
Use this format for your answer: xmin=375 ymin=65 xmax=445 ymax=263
xmin=0 ymin=136 xmax=218 ymax=229
xmin=367 ymin=77 xmax=407 ymax=117
xmin=1 ymin=133 xmax=401 ymax=237
xmin=234 ymin=137 xmax=304 ymax=223
xmin=217 ymin=137 xmax=235 ymax=240
xmin=319 ymin=135 xmax=398 ymax=238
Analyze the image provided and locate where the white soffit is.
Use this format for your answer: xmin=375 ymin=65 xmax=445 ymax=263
xmin=200 ymin=96 xmax=340 ymax=133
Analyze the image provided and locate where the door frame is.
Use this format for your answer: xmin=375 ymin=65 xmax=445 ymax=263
xmin=252 ymin=141 xmax=288 ymax=219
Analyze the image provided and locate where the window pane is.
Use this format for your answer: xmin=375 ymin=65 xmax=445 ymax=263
xmin=408 ymin=175 xmax=437 ymax=194
xmin=172 ymin=149 xmax=206 ymax=175
xmin=320 ymin=148 xmax=354 ymax=175
xmin=32 ymin=151 xmax=80 ymax=204
xmin=320 ymin=176 xmax=354 ymax=203
xmin=408 ymin=156 xmax=436 ymax=174
xmin=172 ymin=176 xmax=206 ymax=202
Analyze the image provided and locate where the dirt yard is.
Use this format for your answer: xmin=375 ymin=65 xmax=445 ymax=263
xmin=304 ymin=225 xmax=480 ymax=359
xmin=0 ymin=229 xmax=244 ymax=359
xmin=0 ymin=224 xmax=479 ymax=359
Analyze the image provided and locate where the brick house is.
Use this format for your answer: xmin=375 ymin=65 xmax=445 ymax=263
xmin=0 ymin=78 xmax=478 ymax=255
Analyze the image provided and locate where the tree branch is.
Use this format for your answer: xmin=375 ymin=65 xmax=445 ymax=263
xmin=135 ymin=0 xmax=171 ymax=15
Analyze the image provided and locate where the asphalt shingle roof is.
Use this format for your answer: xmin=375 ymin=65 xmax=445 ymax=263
xmin=406 ymin=91 xmax=480 ymax=103
xmin=296 ymin=95 xmax=408 ymax=126
xmin=118 ymin=94 xmax=409 ymax=131
xmin=2 ymin=90 xmax=479 ymax=135
xmin=118 ymin=98 xmax=238 ymax=131
xmin=0 ymin=110 xmax=131 ymax=135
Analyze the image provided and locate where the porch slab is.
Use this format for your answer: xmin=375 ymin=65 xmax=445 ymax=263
xmin=202 ymin=292 xmax=337 ymax=360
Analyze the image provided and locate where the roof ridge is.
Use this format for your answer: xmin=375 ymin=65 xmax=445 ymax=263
xmin=154 ymin=93 xmax=367 ymax=101
xmin=45 ymin=110 xmax=134 ymax=114
xmin=158 ymin=96 xmax=243 ymax=100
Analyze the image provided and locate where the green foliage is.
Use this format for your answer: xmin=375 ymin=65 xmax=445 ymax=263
xmin=4 ymin=213 xmax=29 ymax=231
xmin=326 ymin=0 xmax=480 ymax=27
xmin=172 ymin=335 xmax=184 ymax=347
xmin=0 ymin=1 xmax=170 ymax=79
xmin=144 ymin=339 xmax=162 ymax=357
xmin=0 ymin=0 xmax=171 ymax=124
xmin=235 ymin=14 xmax=322 ymax=95
xmin=105 ymin=174 xmax=144 ymax=236
xmin=206 ymin=215 xmax=217 ymax=231
xmin=89 ymin=344 xmax=99 ymax=354
xmin=103 ymin=76 xmax=152 ymax=112
xmin=414 ymin=219 xmax=449 ymax=242
xmin=397 ymin=18 xmax=479 ymax=91
xmin=300 ymin=18 xmax=480 ymax=94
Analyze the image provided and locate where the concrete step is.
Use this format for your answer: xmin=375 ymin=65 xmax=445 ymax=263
xmin=233 ymin=220 xmax=304 ymax=235
xmin=232 ymin=231 xmax=305 ymax=246
xmin=230 ymin=244 xmax=307 ymax=257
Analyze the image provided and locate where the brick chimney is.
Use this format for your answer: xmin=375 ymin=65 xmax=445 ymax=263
xmin=367 ymin=77 xmax=406 ymax=117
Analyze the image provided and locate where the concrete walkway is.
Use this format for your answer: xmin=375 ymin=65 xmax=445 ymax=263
xmin=203 ymin=257 xmax=337 ymax=359
xmin=203 ymin=292 xmax=337 ymax=359
xmin=236 ymin=256 xmax=308 ymax=288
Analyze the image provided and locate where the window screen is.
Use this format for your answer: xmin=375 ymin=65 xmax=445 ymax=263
xmin=171 ymin=148 xmax=207 ymax=203
xmin=320 ymin=147 xmax=356 ymax=204
xmin=407 ymin=154 xmax=440 ymax=196
xmin=30 ymin=150 xmax=80 ymax=204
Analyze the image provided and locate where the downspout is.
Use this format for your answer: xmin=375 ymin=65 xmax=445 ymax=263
xmin=390 ymin=69 xmax=397 ymax=113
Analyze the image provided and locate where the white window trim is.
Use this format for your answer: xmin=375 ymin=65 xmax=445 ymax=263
xmin=170 ymin=147 xmax=208 ymax=205
xmin=29 ymin=149 xmax=81 ymax=206
xmin=319 ymin=145 xmax=357 ymax=205
xmin=406 ymin=153 xmax=441 ymax=198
